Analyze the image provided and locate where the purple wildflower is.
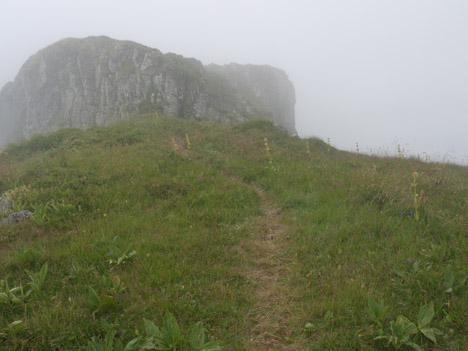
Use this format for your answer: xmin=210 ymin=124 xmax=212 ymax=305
xmin=408 ymin=257 xmax=412 ymax=263
xmin=410 ymin=210 xmax=414 ymax=218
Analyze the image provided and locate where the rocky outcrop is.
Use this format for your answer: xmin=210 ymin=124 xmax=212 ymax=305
xmin=0 ymin=36 xmax=296 ymax=146
xmin=1 ymin=210 xmax=33 ymax=225
xmin=0 ymin=198 xmax=33 ymax=225
xmin=206 ymin=63 xmax=296 ymax=134
xmin=0 ymin=198 xmax=13 ymax=217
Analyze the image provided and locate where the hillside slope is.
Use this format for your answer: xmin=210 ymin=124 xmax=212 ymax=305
xmin=0 ymin=115 xmax=467 ymax=350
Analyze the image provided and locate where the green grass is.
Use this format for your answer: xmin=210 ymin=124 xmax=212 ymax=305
xmin=0 ymin=114 xmax=467 ymax=350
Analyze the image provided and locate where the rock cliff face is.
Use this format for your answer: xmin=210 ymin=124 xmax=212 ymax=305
xmin=0 ymin=36 xmax=295 ymax=145
xmin=206 ymin=63 xmax=296 ymax=134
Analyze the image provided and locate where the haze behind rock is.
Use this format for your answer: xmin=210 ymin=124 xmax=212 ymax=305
xmin=0 ymin=0 xmax=467 ymax=163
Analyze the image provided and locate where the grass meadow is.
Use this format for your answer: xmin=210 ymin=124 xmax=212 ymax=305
xmin=0 ymin=115 xmax=466 ymax=350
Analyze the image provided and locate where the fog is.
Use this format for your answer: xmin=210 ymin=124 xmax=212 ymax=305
xmin=1 ymin=0 xmax=467 ymax=164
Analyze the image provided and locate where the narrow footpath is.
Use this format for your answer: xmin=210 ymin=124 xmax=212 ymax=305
xmin=241 ymin=184 xmax=303 ymax=351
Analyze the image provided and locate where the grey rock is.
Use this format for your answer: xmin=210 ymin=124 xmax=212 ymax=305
xmin=0 ymin=36 xmax=296 ymax=146
xmin=205 ymin=63 xmax=296 ymax=134
xmin=0 ymin=197 xmax=13 ymax=217
xmin=1 ymin=210 xmax=33 ymax=224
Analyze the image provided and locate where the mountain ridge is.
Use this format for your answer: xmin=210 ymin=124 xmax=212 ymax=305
xmin=0 ymin=36 xmax=295 ymax=146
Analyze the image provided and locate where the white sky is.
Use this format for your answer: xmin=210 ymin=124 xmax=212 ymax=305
xmin=1 ymin=0 xmax=467 ymax=164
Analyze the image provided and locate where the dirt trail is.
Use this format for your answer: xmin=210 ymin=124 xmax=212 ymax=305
xmin=240 ymin=184 xmax=303 ymax=351
xmin=182 ymin=145 xmax=304 ymax=349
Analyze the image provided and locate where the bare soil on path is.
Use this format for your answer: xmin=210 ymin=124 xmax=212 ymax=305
xmin=239 ymin=184 xmax=304 ymax=351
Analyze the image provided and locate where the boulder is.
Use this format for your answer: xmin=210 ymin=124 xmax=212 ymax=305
xmin=0 ymin=197 xmax=13 ymax=217
xmin=1 ymin=210 xmax=33 ymax=224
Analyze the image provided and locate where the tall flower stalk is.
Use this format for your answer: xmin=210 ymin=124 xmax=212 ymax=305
xmin=411 ymin=171 xmax=420 ymax=221
xmin=264 ymin=137 xmax=273 ymax=169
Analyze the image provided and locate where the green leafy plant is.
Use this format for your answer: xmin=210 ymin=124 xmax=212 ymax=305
xmin=135 ymin=312 xmax=222 ymax=351
xmin=12 ymin=201 xmax=23 ymax=213
xmin=86 ymin=334 xmax=118 ymax=351
xmin=1 ymin=262 xmax=48 ymax=304
xmin=375 ymin=315 xmax=420 ymax=350
xmin=141 ymin=312 xmax=183 ymax=350
xmin=66 ymin=259 xmax=94 ymax=282
xmin=111 ymin=275 xmax=125 ymax=294
xmin=86 ymin=328 xmax=138 ymax=351
xmin=87 ymin=287 xmax=101 ymax=311
xmin=87 ymin=287 xmax=116 ymax=317
xmin=304 ymin=311 xmax=334 ymax=335
xmin=11 ymin=244 xmax=42 ymax=267
xmin=0 ymin=278 xmax=28 ymax=305
xmin=84 ymin=313 xmax=222 ymax=351
xmin=85 ymin=320 xmax=140 ymax=351
xmin=30 ymin=200 xmax=75 ymax=226
xmin=31 ymin=203 xmax=49 ymax=225
xmin=368 ymin=296 xmax=388 ymax=328
xmin=104 ymin=236 xmax=137 ymax=266
xmin=416 ymin=302 xmax=442 ymax=343
xmin=26 ymin=262 xmax=48 ymax=295
xmin=0 ymin=320 xmax=24 ymax=340
xmin=188 ymin=322 xmax=222 ymax=351
xmin=71 ymin=259 xmax=81 ymax=274
xmin=444 ymin=271 xmax=466 ymax=294
xmin=70 ymin=259 xmax=82 ymax=279
xmin=47 ymin=200 xmax=75 ymax=221
xmin=372 ymin=301 xmax=443 ymax=350
xmin=108 ymin=247 xmax=137 ymax=266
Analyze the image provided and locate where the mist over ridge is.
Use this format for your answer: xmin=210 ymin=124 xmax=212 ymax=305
xmin=0 ymin=0 xmax=467 ymax=164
